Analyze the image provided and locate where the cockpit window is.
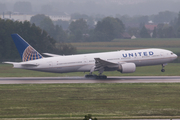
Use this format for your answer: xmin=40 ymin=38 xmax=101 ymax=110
xmin=171 ymin=53 xmax=174 ymax=55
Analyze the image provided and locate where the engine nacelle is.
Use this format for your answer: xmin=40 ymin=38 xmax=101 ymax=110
xmin=118 ymin=63 xmax=136 ymax=73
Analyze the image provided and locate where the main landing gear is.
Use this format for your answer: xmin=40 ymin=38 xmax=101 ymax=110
xmin=85 ymin=67 xmax=107 ymax=79
xmin=161 ymin=64 xmax=167 ymax=72
xmin=85 ymin=74 xmax=107 ymax=79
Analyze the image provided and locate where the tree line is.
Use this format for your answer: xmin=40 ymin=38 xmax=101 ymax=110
xmin=30 ymin=11 xmax=180 ymax=43
xmin=0 ymin=19 xmax=76 ymax=61
xmin=30 ymin=14 xmax=125 ymax=42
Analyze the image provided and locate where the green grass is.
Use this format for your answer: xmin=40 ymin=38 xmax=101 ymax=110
xmin=68 ymin=38 xmax=180 ymax=54
xmin=0 ymin=63 xmax=180 ymax=77
xmin=0 ymin=83 xmax=180 ymax=119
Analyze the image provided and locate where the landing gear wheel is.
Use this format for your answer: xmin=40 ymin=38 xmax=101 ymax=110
xmin=102 ymin=75 xmax=107 ymax=79
xmin=85 ymin=74 xmax=107 ymax=79
xmin=161 ymin=69 xmax=165 ymax=72
xmin=95 ymin=75 xmax=107 ymax=79
xmin=85 ymin=74 xmax=95 ymax=78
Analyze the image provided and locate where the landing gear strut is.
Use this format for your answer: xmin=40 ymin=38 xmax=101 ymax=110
xmin=161 ymin=64 xmax=167 ymax=72
xmin=85 ymin=66 xmax=107 ymax=79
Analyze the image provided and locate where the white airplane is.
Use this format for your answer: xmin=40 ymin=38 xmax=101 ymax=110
xmin=4 ymin=34 xmax=178 ymax=79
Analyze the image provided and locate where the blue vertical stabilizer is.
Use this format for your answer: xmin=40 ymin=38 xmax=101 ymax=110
xmin=11 ymin=34 xmax=43 ymax=62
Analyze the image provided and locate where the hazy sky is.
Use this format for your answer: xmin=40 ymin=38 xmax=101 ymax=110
xmin=1 ymin=0 xmax=180 ymax=16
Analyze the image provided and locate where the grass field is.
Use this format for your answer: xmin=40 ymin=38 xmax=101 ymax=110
xmin=0 ymin=63 xmax=180 ymax=77
xmin=69 ymin=38 xmax=180 ymax=55
xmin=0 ymin=83 xmax=180 ymax=119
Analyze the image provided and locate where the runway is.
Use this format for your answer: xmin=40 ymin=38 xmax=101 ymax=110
xmin=0 ymin=76 xmax=180 ymax=84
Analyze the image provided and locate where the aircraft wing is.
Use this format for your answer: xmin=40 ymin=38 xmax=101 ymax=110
xmin=42 ymin=53 xmax=62 ymax=57
xmin=94 ymin=58 xmax=119 ymax=72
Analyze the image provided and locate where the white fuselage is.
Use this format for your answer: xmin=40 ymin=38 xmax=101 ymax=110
xmin=13 ymin=48 xmax=177 ymax=73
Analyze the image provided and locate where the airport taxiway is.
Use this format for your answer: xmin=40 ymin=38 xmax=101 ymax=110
xmin=0 ymin=76 xmax=180 ymax=84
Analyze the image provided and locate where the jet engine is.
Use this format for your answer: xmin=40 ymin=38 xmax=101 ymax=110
xmin=118 ymin=63 xmax=136 ymax=73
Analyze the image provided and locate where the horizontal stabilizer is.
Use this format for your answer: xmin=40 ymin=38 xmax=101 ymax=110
xmin=2 ymin=62 xmax=18 ymax=64
xmin=3 ymin=61 xmax=20 ymax=68
xmin=3 ymin=62 xmax=38 ymax=67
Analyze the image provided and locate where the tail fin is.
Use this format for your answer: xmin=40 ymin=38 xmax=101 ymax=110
xmin=11 ymin=34 xmax=43 ymax=62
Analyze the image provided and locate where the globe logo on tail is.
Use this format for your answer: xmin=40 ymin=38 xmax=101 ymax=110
xmin=22 ymin=46 xmax=43 ymax=62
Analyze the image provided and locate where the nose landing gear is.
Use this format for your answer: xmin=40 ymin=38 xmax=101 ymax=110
xmin=161 ymin=64 xmax=167 ymax=72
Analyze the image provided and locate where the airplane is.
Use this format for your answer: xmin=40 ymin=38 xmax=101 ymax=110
xmin=3 ymin=34 xmax=178 ymax=79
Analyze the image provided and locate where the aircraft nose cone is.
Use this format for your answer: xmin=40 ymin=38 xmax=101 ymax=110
xmin=175 ymin=54 xmax=178 ymax=58
xmin=174 ymin=54 xmax=178 ymax=59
